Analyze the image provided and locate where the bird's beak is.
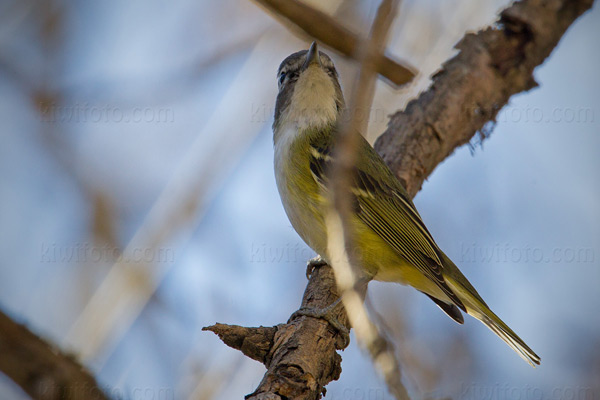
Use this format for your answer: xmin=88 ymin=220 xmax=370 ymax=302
xmin=302 ymin=41 xmax=321 ymax=70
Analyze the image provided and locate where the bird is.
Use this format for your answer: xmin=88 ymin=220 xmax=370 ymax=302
xmin=272 ymin=41 xmax=540 ymax=367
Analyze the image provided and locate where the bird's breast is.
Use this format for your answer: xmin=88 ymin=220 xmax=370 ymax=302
xmin=274 ymin=128 xmax=328 ymax=257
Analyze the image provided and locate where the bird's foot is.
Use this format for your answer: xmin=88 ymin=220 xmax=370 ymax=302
xmin=289 ymin=298 xmax=350 ymax=349
xmin=306 ymin=256 xmax=328 ymax=279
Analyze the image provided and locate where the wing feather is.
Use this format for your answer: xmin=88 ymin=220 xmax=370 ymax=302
xmin=308 ymin=140 xmax=465 ymax=311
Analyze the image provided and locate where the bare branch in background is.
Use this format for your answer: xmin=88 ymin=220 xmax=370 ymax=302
xmin=0 ymin=310 xmax=109 ymax=400
xmin=252 ymin=0 xmax=416 ymax=86
xmin=206 ymin=0 xmax=593 ymax=398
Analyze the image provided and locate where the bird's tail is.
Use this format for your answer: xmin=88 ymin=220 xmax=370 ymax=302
xmin=478 ymin=310 xmax=541 ymax=367
xmin=445 ymin=276 xmax=541 ymax=367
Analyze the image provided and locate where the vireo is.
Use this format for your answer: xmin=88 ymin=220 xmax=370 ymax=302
xmin=272 ymin=42 xmax=540 ymax=366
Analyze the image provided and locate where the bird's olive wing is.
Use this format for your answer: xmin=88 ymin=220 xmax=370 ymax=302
xmin=308 ymin=140 xmax=465 ymax=311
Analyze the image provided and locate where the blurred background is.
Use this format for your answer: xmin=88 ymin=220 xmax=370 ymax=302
xmin=0 ymin=0 xmax=598 ymax=399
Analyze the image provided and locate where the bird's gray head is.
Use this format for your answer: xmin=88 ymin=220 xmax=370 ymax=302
xmin=273 ymin=42 xmax=345 ymax=138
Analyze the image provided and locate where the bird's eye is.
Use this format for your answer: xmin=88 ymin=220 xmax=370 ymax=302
xmin=278 ymin=72 xmax=286 ymax=85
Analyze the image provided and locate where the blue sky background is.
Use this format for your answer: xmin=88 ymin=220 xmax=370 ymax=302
xmin=0 ymin=0 xmax=598 ymax=399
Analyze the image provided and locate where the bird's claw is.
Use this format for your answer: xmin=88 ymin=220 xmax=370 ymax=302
xmin=306 ymin=256 xmax=328 ymax=279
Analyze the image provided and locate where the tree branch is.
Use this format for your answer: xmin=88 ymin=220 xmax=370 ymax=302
xmin=207 ymin=264 xmax=346 ymax=400
xmin=209 ymin=0 xmax=593 ymax=398
xmin=375 ymin=0 xmax=594 ymax=197
xmin=0 ymin=309 xmax=109 ymax=400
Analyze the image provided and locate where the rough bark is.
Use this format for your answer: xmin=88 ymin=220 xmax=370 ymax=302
xmin=0 ymin=310 xmax=109 ymax=400
xmin=207 ymin=264 xmax=346 ymax=400
xmin=206 ymin=0 xmax=593 ymax=399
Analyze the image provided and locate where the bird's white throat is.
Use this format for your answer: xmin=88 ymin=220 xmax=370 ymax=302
xmin=280 ymin=65 xmax=338 ymax=132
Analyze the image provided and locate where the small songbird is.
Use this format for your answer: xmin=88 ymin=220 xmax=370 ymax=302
xmin=272 ymin=42 xmax=540 ymax=366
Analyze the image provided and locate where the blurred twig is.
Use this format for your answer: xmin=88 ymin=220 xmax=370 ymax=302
xmin=325 ymin=0 xmax=409 ymax=399
xmin=252 ymin=0 xmax=416 ymax=86
xmin=206 ymin=0 xmax=593 ymax=398
xmin=0 ymin=309 xmax=110 ymax=400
